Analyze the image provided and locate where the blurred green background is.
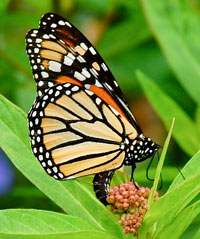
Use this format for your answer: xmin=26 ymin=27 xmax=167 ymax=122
xmin=0 ymin=0 xmax=199 ymax=230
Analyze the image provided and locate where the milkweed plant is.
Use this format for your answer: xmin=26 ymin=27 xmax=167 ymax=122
xmin=0 ymin=72 xmax=200 ymax=239
xmin=0 ymin=93 xmax=199 ymax=239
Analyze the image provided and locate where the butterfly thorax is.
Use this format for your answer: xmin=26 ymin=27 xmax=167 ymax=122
xmin=122 ymin=134 xmax=159 ymax=165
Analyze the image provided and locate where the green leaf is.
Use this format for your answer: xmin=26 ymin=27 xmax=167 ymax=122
xmin=140 ymin=0 xmax=200 ymax=103
xmin=148 ymin=118 xmax=175 ymax=207
xmin=0 ymin=209 xmax=94 ymax=233
xmin=153 ymin=200 xmax=200 ymax=239
xmin=0 ymin=209 xmax=121 ymax=239
xmin=194 ymin=218 xmax=200 ymax=239
xmin=138 ymin=173 xmax=200 ymax=238
xmin=0 ymin=95 xmax=127 ymax=237
xmin=99 ymin=16 xmax=151 ymax=58
xmin=194 ymin=231 xmax=200 ymax=239
xmin=136 ymin=70 xmax=200 ymax=156
xmin=76 ymin=0 xmax=109 ymax=15
xmin=168 ymin=150 xmax=200 ymax=191
xmin=0 ymin=0 xmax=8 ymax=29
xmin=107 ymin=43 xmax=172 ymax=95
xmin=195 ymin=105 xmax=200 ymax=135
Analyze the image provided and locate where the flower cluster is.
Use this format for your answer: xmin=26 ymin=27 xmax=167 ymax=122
xmin=107 ymin=182 xmax=159 ymax=235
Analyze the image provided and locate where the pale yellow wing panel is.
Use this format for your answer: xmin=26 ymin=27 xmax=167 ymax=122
xmin=52 ymin=141 xmax=120 ymax=164
xmin=70 ymin=121 xmax=121 ymax=142
xmin=60 ymin=151 xmax=125 ymax=178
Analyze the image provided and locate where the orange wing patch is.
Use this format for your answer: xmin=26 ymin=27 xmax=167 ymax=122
xmin=57 ymin=29 xmax=75 ymax=47
xmin=89 ymin=85 xmax=127 ymax=120
xmin=55 ymin=76 xmax=83 ymax=86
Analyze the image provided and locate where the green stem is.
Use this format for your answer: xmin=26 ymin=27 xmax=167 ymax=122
xmin=148 ymin=118 xmax=175 ymax=207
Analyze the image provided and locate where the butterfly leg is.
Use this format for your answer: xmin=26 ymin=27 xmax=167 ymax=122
xmin=93 ymin=170 xmax=115 ymax=205
xmin=130 ymin=163 xmax=139 ymax=189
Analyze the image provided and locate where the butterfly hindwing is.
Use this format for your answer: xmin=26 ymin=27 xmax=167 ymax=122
xmin=28 ymin=83 xmax=138 ymax=180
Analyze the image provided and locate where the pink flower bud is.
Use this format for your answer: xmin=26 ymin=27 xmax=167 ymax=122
xmin=116 ymin=194 xmax=123 ymax=201
xmin=122 ymin=191 xmax=129 ymax=197
xmin=119 ymin=186 xmax=126 ymax=193
xmin=106 ymin=182 xmax=159 ymax=236
xmin=135 ymin=201 xmax=140 ymax=207
xmin=107 ymin=195 xmax=115 ymax=204
xmin=129 ymin=195 xmax=135 ymax=202
xmin=136 ymin=222 xmax=141 ymax=228
xmin=123 ymin=202 xmax=129 ymax=209
xmin=115 ymin=202 xmax=123 ymax=208
xmin=130 ymin=228 xmax=135 ymax=233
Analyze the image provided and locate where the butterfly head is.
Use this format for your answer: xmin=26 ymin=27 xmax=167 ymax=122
xmin=133 ymin=134 xmax=160 ymax=163
xmin=123 ymin=134 xmax=160 ymax=165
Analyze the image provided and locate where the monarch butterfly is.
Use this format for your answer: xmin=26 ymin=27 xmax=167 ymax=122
xmin=26 ymin=13 xmax=159 ymax=205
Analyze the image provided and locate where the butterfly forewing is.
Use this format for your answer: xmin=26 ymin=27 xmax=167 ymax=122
xmin=26 ymin=12 xmax=124 ymax=100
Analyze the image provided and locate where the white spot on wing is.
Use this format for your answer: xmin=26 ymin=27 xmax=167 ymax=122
xmin=96 ymin=98 xmax=101 ymax=105
xmin=114 ymin=81 xmax=118 ymax=87
xmin=80 ymin=42 xmax=88 ymax=51
xmin=65 ymin=21 xmax=72 ymax=28
xmin=49 ymin=34 xmax=56 ymax=39
xmin=64 ymin=56 xmax=73 ymax=66
xmin=36 ymin=38 xmax=42 ymax=43
xmin=43 ymin=34 xmax=50 ymax=39
xmin=89 ymin=46 xmax=96 ymax=55
xmin=67 ymin=52 xmax=75 ymax=60
xmin=58 ymin=20 xmax=65 ymax=25
xmin=53 ymin=167 xmax=58 ymax=173
xmin=38 ymin=81 xmax=44 ymax=86
xmin=41 ymin=71 xmax=49 ymax=78
xmin=77 ymin=55 xmax=86 ymax=63
xmin=95 ymin=80 xmax=102 ymax=87
xmin=85 ymin=90 xmax=94 ymax=96
xmin=74 ymin=71 xmax=86 ymax=81
xmin=101 ymin=63 xmax=108 ymax=71
xmin=51 ymin=23 xmax=57 ymax=28
xmin=82 ymin=68 xmax=91 ymax=78
xmin=90 ymin=68 xmax=98 ymax=77
xmin=34 ymin=48 xmax=39 ymax=53
xmin=72 ymin=86 xmax=79 ymax=92
xmin=49 ymin=61 xmax=62 ymax=72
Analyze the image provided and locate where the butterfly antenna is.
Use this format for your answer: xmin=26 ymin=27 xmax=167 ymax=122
xmin=131 ymin=164 xmax=139 ymax=189
xmin=146 ymin=150 xmax=157 ymax=181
